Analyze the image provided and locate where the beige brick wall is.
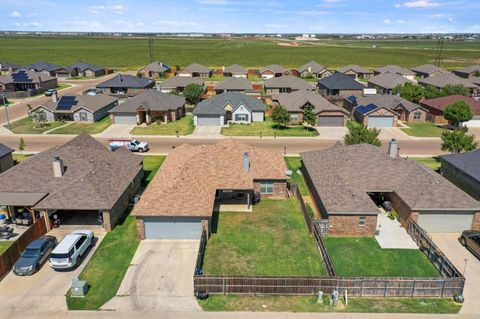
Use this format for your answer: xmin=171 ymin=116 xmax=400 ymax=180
xmin=136 ymin=218 xmax=145 ymax=240
xmin=253 ymin=180 xmax=288 ymax=199
xmin=328 ymin=215 xmax=377 ymax=236
xmin=473 ymin=212 xmax=480 ymax=231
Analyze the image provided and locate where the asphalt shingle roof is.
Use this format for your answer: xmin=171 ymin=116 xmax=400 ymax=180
xmin=215 ymin=77 xmax=253 ymax=91
xmin=183 ymin=63 xmax=211 ymax=73
xmin=0 ymin=143 xmax=14 ymax=158
xmin=66 ymin=62 xmax=104 ymax=73
xmin=455 ymin=65 xmax=480 ymax=76
xmin=441 ymin=149 xmax=480 ymax=182
xmin=368 ymin=73 xmax=415 ymax=89
xmin=224 ymin=64 xmax=247 ymax=75
xmin=96 ymin=74 xmax=155 ymax=88
xmin=193 ymin=91 xmax=264 ymax=115
xmin=264 ymin=75 xmax=313 ymax=90
xmin=0 ymin=69 xmax=56 ymax=85
xmin=27 ymin=62 xmax=61 ymax=72
xmin=0 ymin=61 xmax=23 ymax=71
xmin=411 ymin=64 xmax=448 ymax=76
xmin=349 ymin=94 xmax=423 ymax=113
xmin=34 ymin=94 xmax=118 ymax=114
xmin=301 ymin=144 xmax=480 ymax=215
xmin=158 ymin=76 xmax=204 ymax=89
xmin=336 ymin=65 xmax=371 ymax=74
xmin=297 ymin=61 xmax=326 ymax=74
xmin=272 ymin=90 xmax=347 ymax=114
xmin=375 ymin=65 xmax=416 ymax=76
xmin=109 ymin=89 xmax=185 ymax=113
xmin=141 ymin=61 xmax=171 ymax=73
xmin=420 ymin=95 xmax=480 ymax=115
xmin=317 ymin=73 xmax=365 ymax=90
xmin=418 ymin=73 xmax=478 ymax=89
xmin=260 ymin=64 xmax=289 ymax=74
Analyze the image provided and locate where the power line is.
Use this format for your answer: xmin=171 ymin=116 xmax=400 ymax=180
xmin=148 ymin=35 xmax=154 ymax=62
xmin=434 ymin=38 xmax=444 ymax=67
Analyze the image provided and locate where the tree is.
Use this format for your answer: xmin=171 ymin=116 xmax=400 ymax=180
xmin=30 ymin=109 xmax=47 ymax=128
xmin=183 ymin=83 xmax=204 ymax=105
xmin=474 ymin=70 xmax=480 ymax=77
xmin=18 ymin=137 xmax=26 ymax=151
xmin=424 ymin=85 xmax=442 ymax=99
xmin=442 ymin=84 xmax=469 ymax=97
xmin=344 ymin=122 xmax=381 ymax=146
xmin=302 ymin=106 xmax=316 ymax=129
xmin=303 ymin=72 xmax=314 ymax=79
xmin=443 ymin=101 xmax=473 ymax=128
xmin=271 ymin=105 xmax=289 ymax=127
xmin=392 ymin=82 xmax=424 ymax=103
xmin=441 ymin=130 xmax=477 ymax=153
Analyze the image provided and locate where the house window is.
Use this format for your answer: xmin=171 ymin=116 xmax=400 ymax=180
xmin=259 ymin=181 xmax=274 ymax=194
xmin=359 ymin=216 xmax=366 ymax=226
xmin=290 ymin=114 xmax=299 ymax=122
xmin=79 ymin=112 xmax=88 ymax=121
xmin=235 ymin=114 xmax=249 ymax=122
xmin=413 ymin=111 xmax=422 ymax=120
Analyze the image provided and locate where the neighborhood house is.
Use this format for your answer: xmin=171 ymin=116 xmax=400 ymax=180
xmin=411 ymin=64 xmax=449 ymax=79
xmin=420 ymin=95 xmax=480 ymax=127
xmin=177 ymin=63 xmax=212 ymax=78
xmin=294 ymin=61 xmax=331 ymax=79
xmin=96 ymin=74 xmax=155 ymax=96
xmin=335 ymin=65 xmax=372 ymax=80
xmin=264 ymin=75 xmax=313 ymax=94
xmin=317 ymin=72 xmax=365 ymax=97
xmin=440 ymin=150 xmax=480 ymax=201
xmin=374 ymin=65 xmax=416 ymax=81
xmin=157 ymin=76 xmax=205 ymax=93
xmin=223 ymin=64 xmax=248 ymax=78
xmin=0 ymin=143 xmax=14 ymax=174
xmin=0 ymin=69 xmax=58 ymax=97
xmin=260 ymin=64 xmax=290 ymax=80
xmin=367 ymin=73 xmax=415 ymax=95
xmin=138 ymin=61 xmax=171 ymax=78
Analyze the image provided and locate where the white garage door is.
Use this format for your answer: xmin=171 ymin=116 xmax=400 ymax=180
xmin=197 ymin=116 xmax=220 ymax=126
xmin=144 ymin=217 xmax=203 ymax=239
xmin=113 ymin=114 xmax=137 ymax=124
xmin=368 ymin=116 xmax=394 ymax=128
xmin=417 ymin=212 xmax=474 ymax=233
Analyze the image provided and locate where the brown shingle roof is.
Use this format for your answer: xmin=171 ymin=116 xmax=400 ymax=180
xmin=419 ymin=95 xmax=480 ymax=115
xmin=368 ymin=73 xmax=415 ymax=90
xmin=375 ymin=65 xmax=416 ymax=76
xmin=34 ymin=94 xmax=118 ymax=114
xmin=0 ymin=134 xmax=143 ymax=210
xmin=336 ymin=65 xmax=371 ymax=75
xmin=301 ymin=144 xmax=480 ymax=215
xmin=133 ymin=140 xmax=288 ymax=218
xmin=272 ymin=90 xmax=347 ymax=114
xmin=411 ymin=64 xmax=448 ymax=76
xmin=418 ymin=73 xmax=478 ymax=89
xmin=264 ymin=75 xmax=313 ymax=90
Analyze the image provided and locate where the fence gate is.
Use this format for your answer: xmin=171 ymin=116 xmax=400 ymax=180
xmin=314 ymin=220 xmax=329 ymax=236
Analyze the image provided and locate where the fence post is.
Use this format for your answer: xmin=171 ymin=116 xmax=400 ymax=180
xmin=384 ymin=280 xmax=388 ymax=297
xmin=223 ymin=277 xmax=226 ymax=295
xmin=412 ymin=280 xmax=416 ymax=297
xmin=360 ymin=279 xmax=363 ymax=297
xmin=441 ymin=279 xmax=446 ymax=298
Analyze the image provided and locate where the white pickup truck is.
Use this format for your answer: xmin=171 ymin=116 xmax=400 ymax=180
xmin=109 ymin=139 xmax=149 ymax=153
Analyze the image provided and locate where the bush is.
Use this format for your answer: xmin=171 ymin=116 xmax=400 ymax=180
xmin=306 ymin=203 xmax=315 ymax=219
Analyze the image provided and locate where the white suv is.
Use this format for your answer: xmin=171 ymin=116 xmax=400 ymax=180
xmin=49 ymin=230 xmax=94 ymax=270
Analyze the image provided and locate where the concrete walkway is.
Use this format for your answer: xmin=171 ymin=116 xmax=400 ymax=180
xmin=375 ymin=212 xmax=418 ymax=249
xmin=42 ymin=122 xmax=73 ymax=134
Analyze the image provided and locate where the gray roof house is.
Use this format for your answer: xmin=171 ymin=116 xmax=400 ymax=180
xmin=0 ymin=143 xmax=14 ymax=174
xmin=223 ymin=64 xmax=248 ymax=78
xmin=0 ymin=69 xmax=58 ymax=97
xmin=30 ymin=94 xmax=118 ymax=123
xmin=158 ymin=76 xmax=205 ymax=93
xmin=193 ymin=91 xmax=264 ymax=126
xmin=109 ymin=89 xmax=186 ymax=125
xmin=27 ymin=62 xmax=62 ymax=77
xmin=440 ymin=149 xmax=480 ymax=201
xmin=296 ymin=61 xmax=331 ymax=79
xmin=272 ymin=90 xmax=347 ymax=126
xmin=300 ymin=143 xmax=480 ymax=235
xmin=0 ymin=134 xmax=144 ymax=231
xmin=418 ymin=73 xmax=478 ymax=94
xmin=177 ymin=63 xmax=212 ymax=78
xmin=367 ymin=73 xmax=415 ymax=95
xmin=63 ymin=62 xmax=105 ymax=78
xmin=374 ymin=65 xmax=416 ymax=80
xmin=138 ymin=61 xmax=171 ymax=78
xmin=336 ymin=65 xmax=372 ymax=80
xmin=454 ymin=65 xmax=480 ymax=79
xmin=264 ymin=75 xmax=313 ymax=94
xmin=260 ymin=64 xmax=290 ymax=79
xmin=0 ymin=61 xmax=23 ymax=75
xmin=317 ymin=72 xmax=365 ymax=97
xmin=96 ymin=74 xmax=155 ymax=96
xmin=411 ymin=64 xmax=449 ymax=78
xmin=215 ymin=77 xmax=254 ymax=94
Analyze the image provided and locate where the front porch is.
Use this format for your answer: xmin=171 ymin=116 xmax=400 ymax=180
xmin=136 ymin=108 xmax=179 ymax=125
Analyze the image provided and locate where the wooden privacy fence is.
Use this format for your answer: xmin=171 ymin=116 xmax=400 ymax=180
xmin=290 ymin=183 xmax=313 ymax=234
xmin=0 ymin=216 xmax=47 ymax=280
xmin=407 ymin=220 xmax=463 ymax=278
xmin=313 ymin=222 xmax=336 ymax=277
xmin=194 ymin=230 xmax=207 ymax=276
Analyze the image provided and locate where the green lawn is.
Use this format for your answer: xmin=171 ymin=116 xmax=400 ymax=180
xmin=284 ymin=157 xmax=308 ymax=196
xmin=0 ymin=241 xmax=13 ymax=254
xmin=409 ymin=157 xmax=441 ymax=171
xmin=324 ymin=237 xmax=439 ymax=277
xmin=49 ymin=116 xmax=112 ymax=135
xmin=142 ymin=155 xmax=166 ymax=186
xmin=6 ymin=117 xmax=66 ymax=134
xmin=203 ymin=199 xmax=325 ymax=276
xmin=199 ymin=295 xmax=460 ymax=314
xmin=401 ymin=122 xmax=445 ymax=137
xmin=222 ymin=117 xmax=319 ymax=137
xmin=13 ymin=154 xmax=33 ymax=164
xmin=130 ymin=115 xmax=194 ymax=136
xmin=57 ymin=83 xmax=71 ymax=90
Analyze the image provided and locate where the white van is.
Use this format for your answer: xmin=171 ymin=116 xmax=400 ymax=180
xmin=49 ymin=230 xmax=94 ymax=270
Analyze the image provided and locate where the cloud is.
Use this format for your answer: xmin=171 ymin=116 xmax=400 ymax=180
xmin=152 ymin=20 xmax=199 ymax=27
xmin=395 ymin=0 xmax=440 ymax=8
xmin=89 ymin=6 xmax=106 ymax=14
xmin=110 ymin=5 xmax=127 ymax=14
xmin=383 ymin=19 xmax=392 ymax=24
xmin=264 ymin=23 xmax=287 ymax=29
xmin=196 ymin=0 xmax=227 ymax=4
xmin=9 ymin=10 xmax=21 ymax=18
xmin=89 ymin=5 xmax=127 ymax=14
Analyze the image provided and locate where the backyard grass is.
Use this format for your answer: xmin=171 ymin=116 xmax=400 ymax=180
xmin=324 ymin=237 xmax=439 ymax=277
xmin=49 ymin=116 xmax=112 ymax=135
xmin=0 ymin=241 xmax=13 ymax=254
xmin=222 ymin=117 xmax=318 ymax=137
xmin=284 ymin=157 xmax=308 ymax=196
xmin=142 ymin=155 xmax=166 ymax=186
xmin=6 ymin=117 xmax=66 ymax=134
xmin=130 ymin=115 xmax=194 ymax=136
xmin=409 ymin=157 xmax=441 ymax=171
xmin=199 ymin=295 xmax=461 ymax=314
xmin=202 ymin=199 xmax=325 ymax=276
xmin=401 ymin=122 xmax=445 ymax=137
xmin=13 ymin=154 xmax=33 ymax=164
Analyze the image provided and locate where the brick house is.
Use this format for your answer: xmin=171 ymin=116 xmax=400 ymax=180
xmin=367 ymin=73 xmax=415 ymax=95
xmin=419 ymin=95 xmax=480 ymax=127
xmin=440 ymin=150 xmax=480 ymax=201
xmin=96 ymin=74 xmax=155 ymax=97
xmin=411 ymin=64 xmax=449 ymax=79
xmin=133 ymin=140 xmax=288 ymax=240
xmin=317 ymin=73 xmax=365 ymax=98
xmin=260 ymin=64 xmax=290 ymax=80
xmin=454 ymin=65 xmax=480 ymax=79
xmin=294 ymin=61 xmax=331 ymax=79
xmin=177 ymin=63 xmax=212 ymax=78
xmin=264 ymin=75 xmax=314 ymax=94
xmin=301 ymin=143 xmax=480 ymax=236
xmin=374 ymin=65 xmax=416 ymax=81
xmin=138 ymin=61 xmax=171 ymax=78
xmin=0 ymin=69 xmax=58 ymax=98
xmin=0 ymin=143 xmax=14 ymax=174
xmin=418 ymin=73 xmax=479 ymax=96
xmin=336 ymin=65 xmax=373 ymax=80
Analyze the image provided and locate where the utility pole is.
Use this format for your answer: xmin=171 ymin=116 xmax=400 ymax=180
xmin=1 ymin=95 xmax=10 ymax=129
xmin=148 ymin=35 xmax=154 ymax=63
xmin=434 ymin=38 xmax=444 ymax=67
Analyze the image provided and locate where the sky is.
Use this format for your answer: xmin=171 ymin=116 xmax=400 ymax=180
xmin=1 ymin=0 xmax=479 ymax=34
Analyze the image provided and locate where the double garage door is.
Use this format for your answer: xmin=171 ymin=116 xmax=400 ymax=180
xmin=197 ymin=116 xmax=220 ymax=126
xmin=367 ymin=116 xmax=394 ymax=128
xmin=317 ymin=116 xmax=344 ymax=127
xmin=144 ymin=217 xmax=203 ymax=239
xmin=113 ymin=113 xmax=137 ymax=124
xmin=417 ymin=211 xmax=474 ymax=233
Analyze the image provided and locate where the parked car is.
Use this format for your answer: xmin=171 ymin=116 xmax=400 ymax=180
xmin=49 ymin=230 xmax=94 ymax=270
xmin=460 ymin=230 xmax=480 ymax=258
xmin=44 ymin=89 xmax=57 ymax=96
xmin=109 ymin=139 xmax=149 ymax=153
xmin=13 ymin=236 xmax=57 ymax=276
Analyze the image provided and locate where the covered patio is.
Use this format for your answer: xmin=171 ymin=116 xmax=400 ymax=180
xmin=213 ymin=189 xmax=255 ymax=213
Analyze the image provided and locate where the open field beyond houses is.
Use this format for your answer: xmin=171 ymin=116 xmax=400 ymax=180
xmin=0 ymin=37 xmax=479 ymax=69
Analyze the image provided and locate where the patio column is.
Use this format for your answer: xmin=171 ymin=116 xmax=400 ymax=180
xmin=247 ymin=192 xmax=251 ymax=210
xmin=146 ymin=112 xmax=151 ymax=125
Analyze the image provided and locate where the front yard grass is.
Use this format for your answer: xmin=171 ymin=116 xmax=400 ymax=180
xmin=401 ymin=122 xmax=445 ymax=137
xmin=409 ymin=157 xmax=441 ymax=171
xmin=0 ymin=241 xmax=13 ymax=254
xmin=199 ymin=295 xmax=460 ymax=314
xmin=49 ymin=116 xmax=111 ymax=134
xmin=66 ymin=215 xmax=140 ymax=310
xmin=6 ymin=117 xmax=65 ymax=134
xmin=203 ymin=199 xmax=325 ymax=276
xmin=324 ymin=237 xmax=439 ymax=277
xmin=130 ymin=115 xmax=194 ymax=136
xmin=222 ymin=117 xmax=319 ymax=137
xmin=284 ymin=157 xmax=308 ymax=196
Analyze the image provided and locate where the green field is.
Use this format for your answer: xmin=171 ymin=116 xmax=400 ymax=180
xmin=0 ymin=36 xmax=478 ymax=70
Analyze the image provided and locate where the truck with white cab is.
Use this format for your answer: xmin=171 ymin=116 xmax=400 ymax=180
xmin=108 ymin=139 xmax=149 ymax=153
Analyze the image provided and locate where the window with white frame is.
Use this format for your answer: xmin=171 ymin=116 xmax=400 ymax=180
xmin=290 ymin=114 xmax=299 ymax=122
xmin=259 ymin=181 xmax=274 ymax=194
xmin=359 ymin=216 xmax=366 ymax=226
xmin=413 ymin=111 xmax=422 ymax=120
xmin=235 ymin=114 xmax=249 ymax=122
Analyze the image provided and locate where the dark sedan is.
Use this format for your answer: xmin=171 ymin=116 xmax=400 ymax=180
xmin=460 ymin=230 xmax=480 ymax=258
xmin=13 ymin=236 xmax=57 ymax=276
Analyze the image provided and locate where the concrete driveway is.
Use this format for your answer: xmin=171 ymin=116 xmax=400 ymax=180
xmin=0 ymin=225 xmax=105 ymax=315
xmin=430 ymin=233 xmax=480 ymax=315
xmin=191 ymin=126 xmax=222 ymax=138
xmin=101 ymin=239 xmax=201 ymax=312
xmin=97 ymin=123 xmax=135 ymax=138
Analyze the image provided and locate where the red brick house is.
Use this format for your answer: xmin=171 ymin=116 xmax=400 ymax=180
xmin=420 ymin=95 xmax=480 ymax=127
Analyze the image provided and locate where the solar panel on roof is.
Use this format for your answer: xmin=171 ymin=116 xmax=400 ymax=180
xmin=355 ymin=103 xmax=378 ymax=115
xmin=12 ymin=71 xmax=33 ymax=83
xmin=56 ymin=96 xmax=77 ymax=110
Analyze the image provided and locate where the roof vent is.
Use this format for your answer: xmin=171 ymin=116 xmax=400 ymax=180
xmin=387 ymin=139 xmax=399 ymax=158
xmin=52 ymin=156 xmax=64 ymax=178
xmin=243 ymin=152 xmax=250 ymax=172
